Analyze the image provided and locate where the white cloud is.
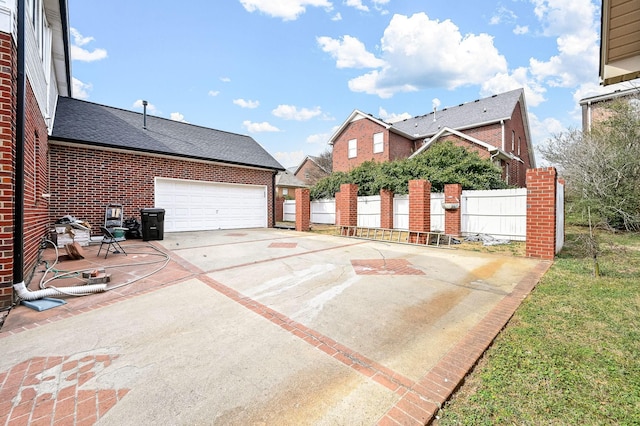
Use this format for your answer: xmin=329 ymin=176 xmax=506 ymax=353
xmin=170 ymin=112 xmax=188 ymax=123
xmin=133 ymin=99 xmax=157 ymax=113
xmin=514 ymin=25 xmax=529 ymax=35
xmin=274 ymin=150 xmax=305 ymax=168
xmin=72 ymin=77 xmax=92 ymax=99
xmin=208 ymin=90 xmax=220 ymax=97
xmin=378 ymin=107 xmax=411 ymax=123
xmin=346 ymin=0 xmax=368 ymax=12
xmin=70 ymin=28 xmax=94 ymax=46
xmin=243 ymin=120 xmax=280 ymax=132
xmin=332 ymin=13 xmax=508 ymax=98
xmin=234 ymin=99 xmax=260 ymax=108
xmin=529 ymin=112 xmax=565 ymax=147
xmin=317 ymin=35 xmax=385 ymax=69
xmin=239 ymin=0 xmax=333 ymax=21
xmin=220 ymin=77 xmax=231 ymax=82
xmin=70 ymin=28 xmax=107 ymax=62
xmin=527 ymin=0 xmax=600 ymax=88
xmin=331 ymin=12 xmax=342 ymax=21
xmin=272 ymin=104 xmax=322 ymax=121
xmin=306 ymin=129 xmax=335 ymax=145
xmin=481 ymin=67 xmax=547 ymax=107
xmin=489 ymin=6 xmax=517 ymax=25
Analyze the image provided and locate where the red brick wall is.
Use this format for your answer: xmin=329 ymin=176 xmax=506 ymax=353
xmin=444 ymin=184 xmax=462 ymax=237
xmin=48 ymin=144 xmax=277 ymax=233
xmin=463 ymin=123 xmax=503 ymax=149
xmin=295 ymin=188 xmax=310 ymax=231
xmin=526 ymin=167 xmax=557 ymax=260
xmin=0 ymin=32 xmax=15 ymax=308
xmin=408 ymin=179 xmax=431 ymax=243
xmin=436 ymin=135 xmax=492 ymax=159
xmin=504 ymin=101 xmax=531 ymax=187
xmin=380 ymin=189 xmax=394 ymax=229
xmin=275 ymin=196 xmax=284 ymax=222
xmin=333 ymin=119 xmax=412 ymax=172
xmin=0 ymin=33 xmax=51 ymax=308
xmin=336 ymin=183 xmax=358 ymax=228
xmin=295 ymin=159 xmax=327 ymax=186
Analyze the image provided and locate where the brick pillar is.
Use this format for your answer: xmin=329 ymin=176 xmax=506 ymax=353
xmin=336 ymin=183 xmax=358 ymax=235
xmin=444 ymin=184 xmax=462 ymax=237
xmin=380 ymin=189 xmax=394 ymax=229
xmin=295 ymin=188 xmax=310 ymax=232
xmin=526 ymin=167 xmax=557 ymax=260
xmin=409 ymin=179 xmax=431 ymax=243
xmin=275 ymin=196 xmax=284 ymax=222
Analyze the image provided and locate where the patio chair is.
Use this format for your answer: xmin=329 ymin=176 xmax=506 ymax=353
xmin=97 ymin=226 xmax=127 ymax=259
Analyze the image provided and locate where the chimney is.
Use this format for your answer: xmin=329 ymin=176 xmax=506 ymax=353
xmin=143 ymin=100 xmax=148 ymax=129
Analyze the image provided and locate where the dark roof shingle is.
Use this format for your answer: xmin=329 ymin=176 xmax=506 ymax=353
xmin=51 ymin=97 xmax=284 ymax=171
xmin=391 ymin=88 xmax=524 ymax=138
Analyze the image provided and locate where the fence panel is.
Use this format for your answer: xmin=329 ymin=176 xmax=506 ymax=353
xmin=461 ymin=188 xmax=527 ymax=240
xmin=357 ymin=195 xmax=380 ymax=227
xmin=556 ymin=181 xmax=565 ymax=253
xmin=431 ymin=193 xmax=445 ymax=232
xmin=393 ymin=195 xmax=408 ymax=230
xmin=311 ymin=199 xmax=336 ymax=224
xmin=283 ymin=200 xmax=296 ymax=222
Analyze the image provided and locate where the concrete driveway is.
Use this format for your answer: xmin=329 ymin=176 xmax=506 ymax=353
xmin=0 ymin=229 xmax=550 ymax=425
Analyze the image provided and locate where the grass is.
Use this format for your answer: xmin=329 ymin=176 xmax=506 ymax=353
xmin=435 ymin=226 xmax=640 ymax=425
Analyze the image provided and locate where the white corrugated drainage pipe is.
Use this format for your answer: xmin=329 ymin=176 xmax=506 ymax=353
xmin=13 ymin=281 xmax=107 ymax=301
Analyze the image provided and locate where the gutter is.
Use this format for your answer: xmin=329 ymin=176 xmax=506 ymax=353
xmin=13 ymin=0 xmax=26 ymax=288
xmin=58 ymin=0 xmax=72 ymax=95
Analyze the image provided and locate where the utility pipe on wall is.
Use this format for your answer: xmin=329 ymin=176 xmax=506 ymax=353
xmin=13 ymin=0 xmax=26 ymax=289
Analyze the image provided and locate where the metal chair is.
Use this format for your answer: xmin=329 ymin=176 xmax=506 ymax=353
xmin=97 ymin=226 xmax=127 ymax=259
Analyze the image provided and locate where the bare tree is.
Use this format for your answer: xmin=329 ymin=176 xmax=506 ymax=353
xmin=539 ymin=96 xmax=640 ymax=231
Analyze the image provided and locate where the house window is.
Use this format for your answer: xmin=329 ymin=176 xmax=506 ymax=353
xmin=282 ymin=188 xmax=288 ymax=196
xmin=518 ymin=137 xmax=521 ymax=156
xmin=511 ymin=130 xmax=515 ymax=151
xmin=373 ymin=132 xmax=383 ymax=154
xmin=348 ymin=139 xmax=357 ymax=158
xmin=305 ymin=171 xmax=310 ymax=179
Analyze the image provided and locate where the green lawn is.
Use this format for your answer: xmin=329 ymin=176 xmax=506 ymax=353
xmin=435 ymin=227 xmax=640 ymax=425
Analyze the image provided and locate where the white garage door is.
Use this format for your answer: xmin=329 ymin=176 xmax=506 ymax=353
xmin=155 ymin=178 xmax=267 ymax=232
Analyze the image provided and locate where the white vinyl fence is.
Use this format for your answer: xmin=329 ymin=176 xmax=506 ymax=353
xmin=283 ymin=187 xmax=531 ymax=241
xmin=462 ymin=188 xmax=527 ymax=241
xmin=556 ymin=181 xmax=565 ymax=253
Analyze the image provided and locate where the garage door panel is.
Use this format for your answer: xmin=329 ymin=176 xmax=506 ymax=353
xmin=155 ymin=178 xmax=267 ymax=232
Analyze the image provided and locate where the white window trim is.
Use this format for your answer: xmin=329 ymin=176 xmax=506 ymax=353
xmin=373 ymin=132 xmax=383 ymax=154
xmin=348 ymin=139 xmax=357 ymax=158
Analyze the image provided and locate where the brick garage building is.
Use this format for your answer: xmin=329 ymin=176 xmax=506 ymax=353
xmin=329 ymin=88 xmax=536 ymax=188
xmin=49 ymin=97 xmax=284 ymax=234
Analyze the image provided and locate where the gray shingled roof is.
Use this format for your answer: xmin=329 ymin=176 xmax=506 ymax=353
xmin=51 ymin=97 xmax=284 ymax=171
xmin=391 ymin=88 xmax=524 ymax=138
xmin=275 ymin=170 xmax=308 ymax=187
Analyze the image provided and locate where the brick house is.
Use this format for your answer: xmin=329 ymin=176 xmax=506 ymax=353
xmin=1 ymin=1 xmax=283 ymax=309
xmin=294 ymin=155 xmax=331 ymax=186
xmin=580 ymin=87 xmax=640 ymax=132
xmin=275 ymin=169 xmax=307 ymax=199
xmin=329 ymin=88 xmax=535 ymax=187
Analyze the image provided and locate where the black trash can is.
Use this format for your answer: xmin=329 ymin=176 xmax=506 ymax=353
xmin=140 ymin=208 xmax=165 ymax=241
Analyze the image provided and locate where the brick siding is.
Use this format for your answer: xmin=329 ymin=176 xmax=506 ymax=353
xmin=0 ymin=33 xmax=51 ymax=309
xmin=295 ymin=188 xmax=310 ymax=231
xmin=48 ymin=144 xmax=277 ymax=234
xmin=525 ymin=167 xmax=557 ymax=260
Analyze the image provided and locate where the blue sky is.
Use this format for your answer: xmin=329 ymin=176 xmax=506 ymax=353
xmin=68 ymin=0 xmax=638 ymax=169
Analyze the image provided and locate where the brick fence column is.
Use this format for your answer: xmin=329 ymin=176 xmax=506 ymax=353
xmin=526 ymin=167 xmax=557 ymax=260
xmin=275 ymin=196 xmax=285 ymax=222
xmin=409 ymin=179 xmax=431 ymax=243
xmin=380 ymin=189 xmax=394 ymax=229
xmin=336 ymin=183 xmax=358 ymax=235
xmin=295 ymin=188 xmax=310 ymax=231
xmin=444 ymin=183 xmax=462 ymax=237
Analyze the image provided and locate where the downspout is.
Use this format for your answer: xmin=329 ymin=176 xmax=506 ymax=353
xmin=13 ymin=0 xmax=26 ymax=290
xmin=587 ymin=101 xmax=592 ymax=132
xmin=271 ymin=171 xmax=277 ymax=227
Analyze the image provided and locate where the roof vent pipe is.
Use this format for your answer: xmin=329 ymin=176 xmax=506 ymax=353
xmin=143 ymin=100 xmax=148 ymax=129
